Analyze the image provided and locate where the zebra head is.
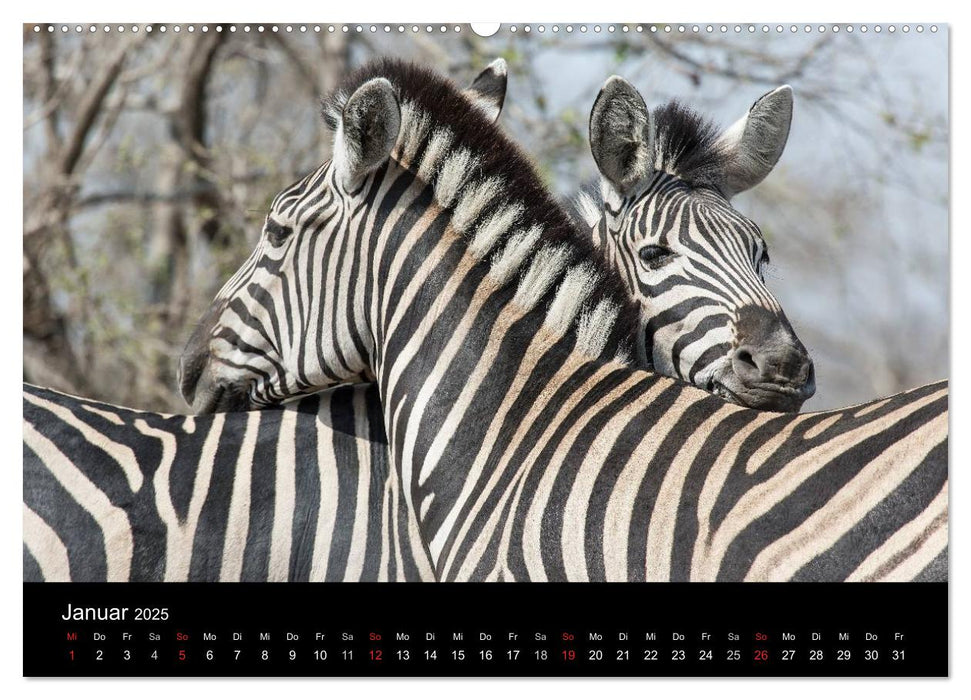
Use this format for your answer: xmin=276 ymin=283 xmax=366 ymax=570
xmin=179 ymin=60 xmax=508 ymax=413
xmin=579 ymin=76 xmax=815 ymax=412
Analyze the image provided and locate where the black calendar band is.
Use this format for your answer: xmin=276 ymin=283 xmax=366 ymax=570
xmin=24 ymin=582 xmax=947 ymax=678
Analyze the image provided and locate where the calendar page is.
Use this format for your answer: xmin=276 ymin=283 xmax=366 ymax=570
xmin=22 ymin=22 xmax=948 ymax=678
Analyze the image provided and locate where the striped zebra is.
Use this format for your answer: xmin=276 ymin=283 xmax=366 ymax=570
xmin=576 ymin=77 xmax=813 ymax=411
xmin=21 ymin=60 xmax=513 ymax=584
xmin=22 ymin=81 xmax=814 ymax=582
xmin=179 ymin=59 xmax=948 ymax=582
xmin=21 ymin=65 xmax=820 ymax=583
xmin=23 ymin=382 xmax=435 ymax=582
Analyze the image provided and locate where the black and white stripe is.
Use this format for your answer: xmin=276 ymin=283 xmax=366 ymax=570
xmin=180 ymin=60 xmax=947 ymax=582
xmin=24 ymin=372 xmax=946 ymax=583
xmin=23 ymin=383 xmax=433 ymax=582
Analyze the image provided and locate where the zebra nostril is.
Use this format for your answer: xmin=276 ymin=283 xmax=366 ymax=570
xmin=801 ymin=361 xmax=817 ymax=398
xmin=178 ymin=302 xmax=226 ymax=406
xmin=732 ymin=345 xmax=766 ymax=388
xmin=736 ymin=349 xmax=758 ymax=370
xmin=178 ymin=352 xmax=205 ymax=405
xmin=178 ymin=332 xmax=213 ymax=406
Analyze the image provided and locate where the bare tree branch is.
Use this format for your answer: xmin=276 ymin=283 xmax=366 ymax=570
xmin=37 ymin=32 xmax=62 ymax=152
xmin=58 ymin=39 xmax=132 ymax=176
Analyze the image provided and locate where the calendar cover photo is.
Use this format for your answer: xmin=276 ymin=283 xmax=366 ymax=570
xmin=23 ymin=20 xmax=947 ymax=678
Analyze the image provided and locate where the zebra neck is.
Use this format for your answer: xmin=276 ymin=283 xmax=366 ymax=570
xmin=350 ymin=168 xmax=653 ymax=572
xmin=359 ymin=160 xmax=644 ymax=387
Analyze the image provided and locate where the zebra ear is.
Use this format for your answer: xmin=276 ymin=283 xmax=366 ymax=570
xmin=463 ymin=58 xmax=507 ymax=123
xmin=714 ymin=85 xmax=793 ymax=199
xmin=589 ymin=76 xmax=655 ymax=195
xmin=335 ymin=77 xmax=401 ymax=185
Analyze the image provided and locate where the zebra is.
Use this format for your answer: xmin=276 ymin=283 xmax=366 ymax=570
xmin=24 ymin=372 xmax=948 ymax=584
xmin=22 ymin=88 xmax=817 ymax=582
xmin=21 ymin=60 xmax=513 ymax=584
xmin=576 ymin=77 xmax=814 ymax=412
xmin=21 ymin=63 xmax=826 ymax=583
xmin=178 ymin=59 xmax=948 ymax=582
xmin=23 ymin=381 xmax=435 ymax=582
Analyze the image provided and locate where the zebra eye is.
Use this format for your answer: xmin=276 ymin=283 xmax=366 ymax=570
xmin=638 ymin=244 xmax=676 ymax=269
xmin=264 ymin=219 xmax=294 ymax=247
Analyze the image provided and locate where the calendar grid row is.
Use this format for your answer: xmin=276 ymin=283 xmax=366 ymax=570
xmin=60 ymin=642 xmax=911 ymax=663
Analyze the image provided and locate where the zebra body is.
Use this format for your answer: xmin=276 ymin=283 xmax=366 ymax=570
xmin=26 ymin=374 xmax=946 ymax=582
xmin=24 ymin=382 xmax=433 ymax=582
xmin=180 ymin=60 xmax=948 ymax=582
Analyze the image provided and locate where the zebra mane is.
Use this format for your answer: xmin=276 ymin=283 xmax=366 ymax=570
xmin=571 ymin=183 xmax=603 ymax=228
xmin=651 ymin=101 xmax=727 ymax=187
xmin=323 ymin=59 xmax=642 ymax=364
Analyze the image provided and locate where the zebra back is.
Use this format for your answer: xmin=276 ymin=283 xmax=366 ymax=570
xmin=23 ymin=383 xmax=433 ymax=582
